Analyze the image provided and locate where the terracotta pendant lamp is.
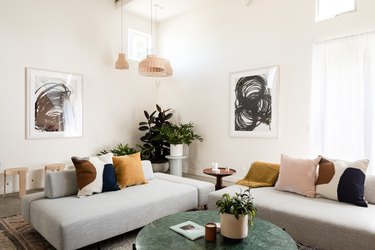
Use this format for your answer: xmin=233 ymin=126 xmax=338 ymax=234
xmin=138 ymin=0 xmax=173 ymax=77
xmin=115 ymin=0 xmax=129 ymax=70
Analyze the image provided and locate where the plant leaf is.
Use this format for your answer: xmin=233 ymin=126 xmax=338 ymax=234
xmin=156 ymin=104 xmax=161 ymax=112
xmin=139 ymin=126 xmax=149 ymax=131
xmin=144 ymin=111 xmax=149 ymax=119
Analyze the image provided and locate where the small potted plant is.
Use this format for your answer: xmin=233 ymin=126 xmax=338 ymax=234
xmin=159 ymin=122 xmax=203 ymax=156
xmin=215 ymin=188 xmax=257 ymax=239
xmin=138 ymin=104 xmax=173 ymax=172
xmin=98 ymin=143 xmax=138 ymax=156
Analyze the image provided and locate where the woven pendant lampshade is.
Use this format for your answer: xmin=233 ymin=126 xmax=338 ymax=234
xmin=138 ymin=0 xmax=173 ymax=77
xmin=115 ymin=0 xmax=129 ymax=70
xmin=139 ymin=55 xmax=172 ymax=77
xmin=165 ymin=59 xmax=173 ymax=76
xmin=115 ymin=53 xmax=129 ymax=70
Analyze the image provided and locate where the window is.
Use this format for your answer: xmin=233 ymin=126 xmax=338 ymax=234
xmin=315 ymin=0 xmax=356 ymax=21
xmin=128 ymin=29 xmax=151 ymax=61
xmin=310 ymin=32 xmax=375 ymax=173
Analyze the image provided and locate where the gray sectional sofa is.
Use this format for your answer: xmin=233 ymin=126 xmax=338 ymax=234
xmin=22 ymin=161 xmax=214 ymax=250
xmin=208 ymin=175 xmax=375 ymax=250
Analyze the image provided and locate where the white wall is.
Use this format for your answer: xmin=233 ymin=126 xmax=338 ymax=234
xmin=2 ymin=0 xmax=375 ymax=193
xmin=158 ymin=0 xmax=375 ymax=181
xmin=0 ymin=0 xmax=156 ymax=193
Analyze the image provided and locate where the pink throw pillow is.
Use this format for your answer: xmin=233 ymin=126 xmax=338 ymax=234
xmin=275 ymin=154 xmax=321 ymax=198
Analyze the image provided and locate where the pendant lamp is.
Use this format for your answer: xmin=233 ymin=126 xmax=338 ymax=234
xmin=115 ymin=0 xmax=129 ymax=70
xmin=138 ymin=1 xmax=173 ymax=77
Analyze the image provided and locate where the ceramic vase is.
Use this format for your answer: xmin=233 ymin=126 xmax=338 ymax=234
xmin=220 ymin=213 xmax=248 ymax=239
xmin=170 ymin=144 xmax=183 ymax=156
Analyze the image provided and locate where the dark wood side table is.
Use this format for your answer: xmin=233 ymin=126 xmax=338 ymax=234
xmin=203 ymin=168 xmax=236 ymax=190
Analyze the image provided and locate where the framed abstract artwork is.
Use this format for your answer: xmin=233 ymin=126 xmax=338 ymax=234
xmin=26 ymin=68 xmax=83 ymax=139
xmin=229 ymin=65 xmax=279 ymax=138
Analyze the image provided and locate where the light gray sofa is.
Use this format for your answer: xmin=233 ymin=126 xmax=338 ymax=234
xmin=208 ymin=175 xmax=375 ymax=250
xmin=22 ymin=161 xmax=214 ymax=250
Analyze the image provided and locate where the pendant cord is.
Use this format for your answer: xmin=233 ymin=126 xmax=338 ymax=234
xmin=154 ymin=4 xmax=157 ymax=55
xmin=120 ymin=0 xmax=123 ymax=53
xmin=150 ymin=0 xmax=153 ymax=54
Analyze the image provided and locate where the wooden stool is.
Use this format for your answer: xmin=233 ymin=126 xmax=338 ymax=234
xmin=45 ymin=163 xmax=65 ymax=175
xmin=3 ymin=167 xmax=28 ymax=198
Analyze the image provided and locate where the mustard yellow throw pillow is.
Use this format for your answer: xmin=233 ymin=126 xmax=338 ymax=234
xmin=236 ymin=161 xmax=280 ymax=188
xmin=112 ymin=152 xmax=147 ymax=189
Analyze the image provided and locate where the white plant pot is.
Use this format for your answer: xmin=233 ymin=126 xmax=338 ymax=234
xmin=170 ymin=144 xmax=183 ymax=156
xmin=151 ymin=162 xmax=169 ymax=173
xmin=220 ymin=213 xmax=248 ymax=239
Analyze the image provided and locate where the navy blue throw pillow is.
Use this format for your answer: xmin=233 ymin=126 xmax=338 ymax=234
xmin=102 ymin=164 xmax=119 ymax=192
xmin=337 ymin=168 xmax=367 ymax=207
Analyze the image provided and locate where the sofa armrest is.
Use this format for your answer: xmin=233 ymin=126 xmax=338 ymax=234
xmin=154 ymin=173 xmax=215 ymax=207
xmin=21 ymin=192 xmax=45 ymax=222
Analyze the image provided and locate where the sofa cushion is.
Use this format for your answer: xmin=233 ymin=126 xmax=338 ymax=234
xmin=44 ymin=170 xmax=78 ymax=199
xmin=113 ymin=152 xmax=147 ymax=189
xmin=102 ymin=164 xmax=119 ymax=192
xmin=142 ymin=160 xmax=154 ymax=180
xmin=275 ymin=154 xmax=321 ymax=198
xmin=28 ymin=179 xmax=197 ymax=250
xmin=154 ymin=173 xmax=215 ymax=207
xmin=316 ymin=157 xmax=335 ymax=185
xmin=365 ymin=175 xmax=375 ymax=204
xmin=71 ymin=153 xmax=113 ymax=197
xmin=208 ymin=185 xmax=375 ymax=250
xmin=43 ymin=160 xmax=151 ymax=200
xmin=236 ymin=161 xmax=280 ymax=188
xmin=316 ymin=157 xmax=369 ymax=207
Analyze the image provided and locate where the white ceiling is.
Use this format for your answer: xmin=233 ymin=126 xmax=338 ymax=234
xmin=120 ymin=0 xmax=216 ymax=22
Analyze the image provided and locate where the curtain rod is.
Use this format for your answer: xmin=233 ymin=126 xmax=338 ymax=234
xmin=314 ymin=30 xmax=375 ymax=44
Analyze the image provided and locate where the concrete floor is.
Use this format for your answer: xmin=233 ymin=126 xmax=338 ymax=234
xmin=0 ymin=189 xmax=43 ymax=217
xmin=0 ymin=174 xmax=233 ymax=218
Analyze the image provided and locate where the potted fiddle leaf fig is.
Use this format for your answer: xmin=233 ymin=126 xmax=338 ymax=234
xmin=216 ymin=188 xmax=257 ymax=240
xmin=159 ymin=122 xmax=203 ymax=156
xmin=138 ymin=104 xmax=173 ymax=172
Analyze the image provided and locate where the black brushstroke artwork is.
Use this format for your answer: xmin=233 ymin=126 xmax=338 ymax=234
xmin=234 ymin=75 xmax=272 ymax=131
xmin=34 ymin=82 xmax=72 ymax=132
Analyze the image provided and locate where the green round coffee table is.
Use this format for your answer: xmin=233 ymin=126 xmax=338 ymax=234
xmin=136 ymin=210 xmax=297 ymax=250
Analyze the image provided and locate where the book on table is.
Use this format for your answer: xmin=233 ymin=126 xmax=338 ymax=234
xmin=169 ymin=221 xmax=205 ymax=240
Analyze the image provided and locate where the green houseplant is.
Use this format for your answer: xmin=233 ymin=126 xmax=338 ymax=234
xmin=99 ymin=143 xmax=138 ymax=156
xmin=138 ymin=104 xmax=173 ymax=171
xmin=159 ymin=122 xmax=203 ymax=157
xmin=216 ymin=188 xmax=257 ymax=239
xmin=159 ymin=122 xmax=203 ymax=145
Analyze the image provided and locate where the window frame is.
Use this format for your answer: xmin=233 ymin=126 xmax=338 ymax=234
xmin=315 ymin=0 xmax=357 ymax=22
xmin=127 ymin=28 xmax=152 ymax=62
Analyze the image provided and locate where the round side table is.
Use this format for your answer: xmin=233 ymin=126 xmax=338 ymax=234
xmin=203 ymin=168 xmax=236 ymax=190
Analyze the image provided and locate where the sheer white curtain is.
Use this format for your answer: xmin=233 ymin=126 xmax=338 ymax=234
xmin=310 ymin=32 xmax=375 ymax=174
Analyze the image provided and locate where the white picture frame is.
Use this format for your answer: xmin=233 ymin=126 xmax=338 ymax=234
xmin=26 ymin=68 xmax=83 ymax=139
xmin=229 ymin=65 xmax=279 ymax=138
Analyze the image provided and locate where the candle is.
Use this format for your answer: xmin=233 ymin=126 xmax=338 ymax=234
xmin=205 ymin=222 xmax=217 ymax=241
